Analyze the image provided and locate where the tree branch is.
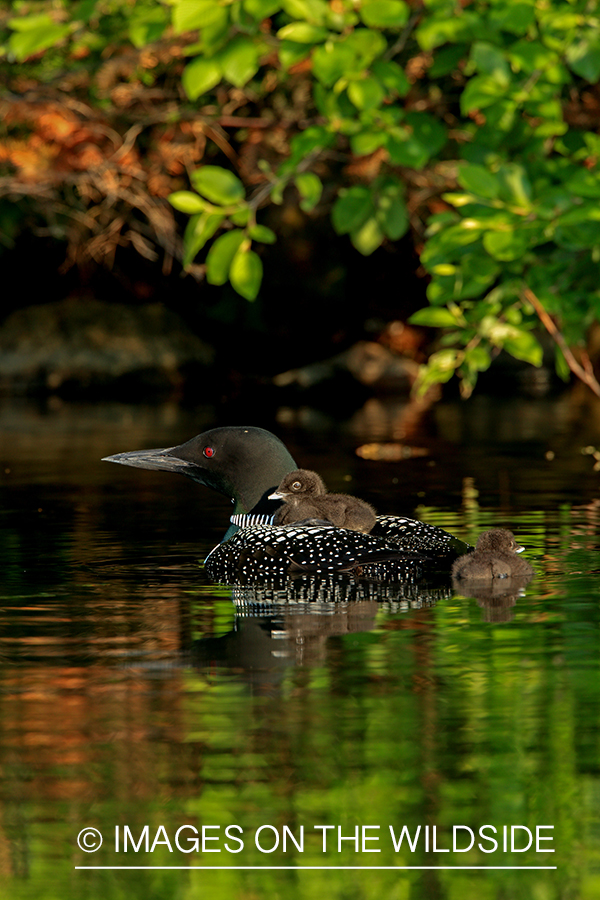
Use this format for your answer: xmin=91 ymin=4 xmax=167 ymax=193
xmin=522 ymin=286 xmax=600 ymax=398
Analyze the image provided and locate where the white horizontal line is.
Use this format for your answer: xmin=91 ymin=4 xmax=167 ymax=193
xmin=75 ymin=866 xmax=558 ymax=871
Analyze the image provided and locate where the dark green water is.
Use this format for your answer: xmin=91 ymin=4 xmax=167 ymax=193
xmin=1 ymin=396 xmax=599 ymax=900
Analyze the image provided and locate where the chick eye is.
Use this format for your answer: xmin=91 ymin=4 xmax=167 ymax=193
xmin=203 ymin=446 xmax=215 ymax=458
xmin=292 ymin=481 xmax=302 ymax=491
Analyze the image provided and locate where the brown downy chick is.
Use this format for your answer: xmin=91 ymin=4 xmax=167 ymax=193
xmin=269 ymin=469 xmax=377 ymax=533
xmin=452 ymin=528 xmax=534 ymax=580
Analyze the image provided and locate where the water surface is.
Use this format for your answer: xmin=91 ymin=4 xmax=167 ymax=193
xmin=1 ymin=396 xmax=599 ymax=900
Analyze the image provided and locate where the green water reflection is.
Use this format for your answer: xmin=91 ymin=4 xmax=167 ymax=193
xmin=0 ymin=399 xmax=599 ymax=900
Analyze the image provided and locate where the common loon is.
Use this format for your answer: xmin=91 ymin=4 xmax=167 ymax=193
xmin=103 ymin=425 xmax=470 ymax=582
xmin=452 ymin=529 xmax=534 ymax=580
xmin=269 ymin=469 xmax=377 ymax=533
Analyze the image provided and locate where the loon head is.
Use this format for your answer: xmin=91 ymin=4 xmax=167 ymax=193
xmin=103 ymin=425 xmax=297 ymax=515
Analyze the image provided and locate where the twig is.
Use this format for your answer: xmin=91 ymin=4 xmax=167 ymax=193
xmin=522 ymin=286 xmax=600 ymax=398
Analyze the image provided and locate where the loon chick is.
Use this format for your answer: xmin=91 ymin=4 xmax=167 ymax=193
xmin=269 ymin=469 xmax=377 ymax=533
xmin=452 ymin=529 xmax=534 ymax=580
xmin=103 ymin=425 xmax=470 ymax=581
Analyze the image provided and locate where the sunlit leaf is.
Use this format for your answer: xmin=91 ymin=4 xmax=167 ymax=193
xmin=248 ymin=224 xmax=277 ymax=243
xmin=277 ymin=22 xmax=329 ymax=42
xmin=350 ymin=216 xmax=384 ymax=255
xmin=182 ymin=57 xmax=222 ymax=100
xmin=243 ymin=0 xmax=282 ymax=20
xmin=206 ymin=230 xmax=246 ymax=285
xmin=230 ymin=247 xmax=263 ymax=300
xmin=282 ymin=0 xmax=328 ymax=25
xmin=182 ymin=212 xmax=225 ymax=267
xmin=502 ymin=331 xmax=543 ymax=366
xmin=217 ymin=35 xmax=261 ymax=87
xmin=359 ymin=0 xmax=409 ymax=28
xmin=295 ymin=172 xmax=323 ymax=211
xmin=8 ymin=16 xmax=70 ymax=60
xmin=483 ymin=229 xmax=530 ymax=261
xmin=172 ymin=0 xmax=225 ymax=33
xmin=348 ymin=76 xmax=385 ymax=111
xmin=168 ymin=191 xmax=206 ymax=215
xmin=409 ymin=308 xmax=458 ymax=327
xmin=312 ymin=42 xmax=357 ymax=85
xmin=191 ymin=167 xmax=245 ymax=205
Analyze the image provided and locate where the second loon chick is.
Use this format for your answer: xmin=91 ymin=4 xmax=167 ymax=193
xmin=452 ymin=529 xmax=534 ymax=580
xmin=269 ymin=469 xmax=377 ymax=533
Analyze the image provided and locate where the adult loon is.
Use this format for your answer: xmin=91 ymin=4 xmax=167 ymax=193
xmin=269 ymin=469 xmax=377 ymax=532
xmin=452 ymin=529 xmax=534 ymax=580
xmin=103 ymin=425 xmax=469 ymax=582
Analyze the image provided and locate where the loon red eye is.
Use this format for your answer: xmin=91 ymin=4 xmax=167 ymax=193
xmin=203 ymin=446 xmax=215 ymax=458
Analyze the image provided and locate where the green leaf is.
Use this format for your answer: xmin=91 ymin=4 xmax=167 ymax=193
xmin=471 ymin=42 xmax=510 ymax=87
xmin=416 ymin=12 xmax=479 ymax=52
xmin=554 ymin=346 xmax=571 ymax=382
xmin=460 ymin=74 xmax=509 ymax=114
xmin=488 ymin=0 xmax=535 ymax=35
xmin=312 ymin=42 xmax=358 ymax=85
xmin=565 ymin=169 xmax=600 ymax=199
xmin=191 ymin=167 xmax=245 ymax=205
xmin=386 ymin=113 xmax=446 ymax=169
xmin=375 ymin=182 xmax=408 ymax=240
xmin=464 ymin=345 xmax=491 ymax=372
xmin=332 ymin=186 xmax=373 ymax=235
xmin=429 ymin=44 xmax=467 ymax=77
xmin=199 ymin=8 xmax=230 ymax=53
xmin=182 ymin=212 xmax=225 ymax=267
xmin=483 ymin=228 xmax=530 ymax=262
xmin=344 ymin=27 xmax=386 ymax=66
xmin=359 ymin=0 xmax=409 ymax=28
xmin=457 ymin=165 xmax=499 ymax=200
xmin=496 ymin=164 xmax=532 ymax=207
xmin=230 ymin=247 xmax=263 ymax=300
xmin=405 ymin=111 xmax=447 ymax=158
xmin=277 ymin=22 xmax=329 ymax=42
xmin=172 ymin=0 xmax=226 ymax=33
xmin=182 ymin=57 xmax=222 ymax=100
xmin=168 ymin=191 xmax=206 ymax=215
xmin=371 ymin=59 xmax=409 ymax=96
xmin=216 ymin=35 xmax=261 ymax=87
xmin=418 ymin=349 xmax=460 ymax=389
xmin=279 ymin=40 xmax=312 ymax=69
xmin=503 ymin=331 xmax=543 ymax=366
xmin=282 ymin=0 xmax=328 ymax=25
xmin=8 ymin=13 xmax=60 ymax=30
xmin=348 ymin=76 xmax=385 ymax=111
xmin=289 ymin=125 xmax=334 ymax=160
xmin=8 ymin=16 xmax=70 ymax=60
xmin=295 ymin=172 xmax=323 ymax=212
xmin=351 ymin=130 xmax=387 ymax=156
xmin=248 ymin=224 xmax=277 ymax=243
xmin=129 ymin=7 xmax=168 ymax=48
xmin=566 ymin=39 xmax=600 ymax=82
xmin=350 ymin=216 xmax=384 ymax=255
xmin=409 ymin=308 xmax=458 ymax=328
xmin=243 ymin=0 xmax=282 ymax=20
xmin=386 ymin=131 xmax=429 ymax=169
xmin=206 ymin=230 xmax=246 ymax=285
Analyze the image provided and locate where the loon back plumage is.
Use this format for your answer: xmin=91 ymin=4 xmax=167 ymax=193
xmin=103 ymin=424 xmax=471 ymax=582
